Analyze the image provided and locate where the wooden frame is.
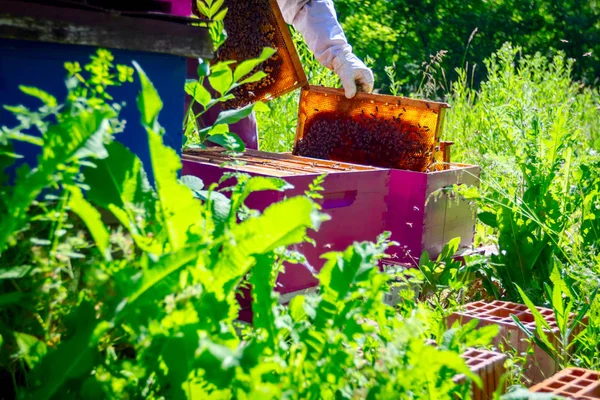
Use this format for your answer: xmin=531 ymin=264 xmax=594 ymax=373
xmin=0 ymin=0 xmax=213 ymax=59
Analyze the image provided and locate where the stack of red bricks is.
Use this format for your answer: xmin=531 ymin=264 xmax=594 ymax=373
xmin=448 ymin=300 xmax=586 ymax=384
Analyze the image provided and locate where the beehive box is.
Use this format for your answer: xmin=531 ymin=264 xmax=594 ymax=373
xmin=182 ymin=148 xmax=389 ymax=314
xmin=454 ymin=348 xmax=507 ymax=400
xmin=530 ymin=368 xmax=600 ymax=399
xmin=292 ymin=86 xmax=478 ymax=263
xmin=448 ymin=300 xmax=587 ymax=384
xmin=193 ymin=0 xmax=307 ymax=109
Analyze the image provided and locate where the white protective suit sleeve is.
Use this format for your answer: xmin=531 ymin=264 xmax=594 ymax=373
xmin=276 ymin=0 xmax=374 ymax=98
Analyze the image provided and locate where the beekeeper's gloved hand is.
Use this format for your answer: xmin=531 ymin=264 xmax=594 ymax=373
xmin=332 ymin=51 xmax=374 ymax=99
xmin=278 ymin=0 xmax=375 ymax=99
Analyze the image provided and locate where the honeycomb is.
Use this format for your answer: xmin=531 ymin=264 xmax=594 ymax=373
xmin=293 ymin=86 xmax=449 ymax=172
xmin=193 ymin=0 xmax=307 ymax=109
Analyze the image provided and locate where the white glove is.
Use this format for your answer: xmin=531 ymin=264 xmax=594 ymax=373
xmin=332 ymin=51 xmax=374 ymax=98
xmin=277 ymin=0 xmax=374 ymax=98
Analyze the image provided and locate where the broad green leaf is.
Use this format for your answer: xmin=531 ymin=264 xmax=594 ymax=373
xmin=132 ymin=61 xmax=163 ymax=130
xmin=211 ymin=196 xmax=322 ymax=293
xmin=66 ymin=185 xmax=111 ymax=260
xmin=207 ymin=124 xmax=229 ymax=136
xmin=147 ymin=128 xmax=204 ymax=251
xmin=185 ymin=80 xmax=211 ymax=108
xmin=134 ymin=65 xmax=205 ymax=252
xmin=319 ymin=242 xmax=381 ymax=302
xmin=214 ymin=103 xmax=255 ymax=126
xmin=84 ymin=141 xmax=151 ymax=210
xmin=30 ymin=301 xmax=112 ymax=400
xmin=194 ymin=189 xmax=231 ymax=232
xmin=180 ymin=175 xmax=205 ymax=193
xmin=233 ymin=47 xmax=276 ymax=82
xmin=208 ymin=63 xmax=234 ymax=95
xmin=15 ymin=332 xmax=48 ymax=369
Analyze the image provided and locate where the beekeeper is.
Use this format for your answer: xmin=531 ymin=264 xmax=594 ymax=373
xmin=194 ymin=0 xmax=374 ymax=150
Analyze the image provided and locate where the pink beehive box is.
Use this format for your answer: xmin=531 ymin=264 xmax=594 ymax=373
xmin=182 ymin=148 xmax=389 ymax=316
xmin=159 ymin=0 xmax=192 ymax=17
xmin=384 ymin=163 xmax=480 ymax=264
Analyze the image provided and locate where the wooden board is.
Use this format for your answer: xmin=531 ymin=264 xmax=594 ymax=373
xmin=0 ymin=0 xmax=213 ymax=59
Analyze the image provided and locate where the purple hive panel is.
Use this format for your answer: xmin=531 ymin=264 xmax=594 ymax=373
xmin=163 ymin=0 xmax=192 ymax=17
xmin=385 ymin=169 xmax=428 ymax=263
xmin=181 ymin=155 xmax=389 ymax=301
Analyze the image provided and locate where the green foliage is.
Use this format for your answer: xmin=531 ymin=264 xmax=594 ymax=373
xmin=0 ymin=49 xmax=486 ymax=399
xmin=334 ymin=0 xmax=600 ymax=94
xmin=183 ymin=48 xmax=276 ymax=152
xmin=444 ymin=44 xmax=600 ymax=303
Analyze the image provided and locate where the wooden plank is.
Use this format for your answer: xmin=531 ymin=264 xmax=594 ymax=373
xmin=0 ymin=0 xmax=213 ymax=59
xmin=305 ymin=85 xmax=450 ymax=112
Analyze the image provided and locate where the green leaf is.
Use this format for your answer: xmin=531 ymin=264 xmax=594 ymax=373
xmin=478 ymin=211 xmax=498 ymax=228
xmin=147 ymin=128 xmax=205 ymax=251
xmin=118 ymin=243 xmax=208 ymax=310
xmin=83 ymin=142 xmax=155 ymax=250
xmin=0 ymin=265 xmax=31 ymax=279
xmin=233 ymin=47 xmax=276 ymax=82
xmin=15 ymin=332 xmax=48 ymax=369
xmin=19 ymin=85 xmax=58 ymax=107
xmin=208 ymin=63 xmax=234 ymax=95
xmin=30 ymin=301 xmax=112 ymax=400
xmin=251 ymin=253 xmax=278 ymax=347
xmin=194 ymin=189 xmax=231 ymax=232
xmin=319 ymin=242 xmax=381 ymax=302
xmin=197 ymin=58 xmax=210 ymax=77
xmin=0 ymin=292 xmax=27 ymax=308
xmin=214 ymin=103 xmax=255 ymax=126
xmin=132 ymin=61 xmax=163 ymax=130
xmin=194 ymin=339 xmax=240 ymax=389
xmin=185 ymin=80 xmax=211 ymax=108
xmin=134 ymin=65 xmax=206 ymax=252
xmin=238 ymin=71 xmax=267 ymax=86
xmin=66 ymin=185 xmax=111 ymax=260
xmin=252 ymin=101 xmax=270 ymax=113
xmin=514 ymin=285 xmax=557 ymax=356
xmin=211 ymin=196 xmax=322 ymax=294
xmin=180 ymin=175 xmax=205 ymax=193
xmin=206 ymin=132 xmax=246 ymax=152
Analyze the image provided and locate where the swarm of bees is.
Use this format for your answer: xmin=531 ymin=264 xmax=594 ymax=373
xmin=294 ymin=110 xmax=435 ymax=172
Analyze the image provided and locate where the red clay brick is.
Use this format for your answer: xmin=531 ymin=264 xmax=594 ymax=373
xmin=453 ymin=348 xmax=507 ymax=400
xmin=448 ymin=301 xmax=587 ymax=384
xmin=529 ymin=368 xmax=600 ymax=399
